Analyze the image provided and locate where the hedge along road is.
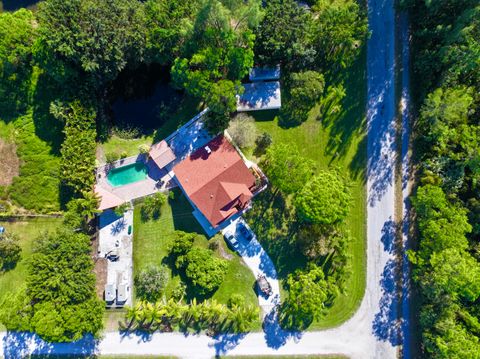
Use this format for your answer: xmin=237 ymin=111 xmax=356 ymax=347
xmin=0 ymin=0 xmax=410 ymax=356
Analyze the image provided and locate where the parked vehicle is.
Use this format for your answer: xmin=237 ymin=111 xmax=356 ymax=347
xmin=225 ymin=232 xmax=238 ymax=247
xmin=239 ymin=222 xmax=253 ymax=241
xmin=256 ymin=274 xmax=272 ymax=296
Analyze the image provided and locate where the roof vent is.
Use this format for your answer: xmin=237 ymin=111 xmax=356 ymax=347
xmin=205 ymin=146 xmax=212 ymax=154
xmin=210 ymin=194 xmax=214 ymax=199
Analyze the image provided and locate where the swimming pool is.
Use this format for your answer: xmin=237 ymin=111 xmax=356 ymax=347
xmin=107 ymin=162 xmax=148 ymax=187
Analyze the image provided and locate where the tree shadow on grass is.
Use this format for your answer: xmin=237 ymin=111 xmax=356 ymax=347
xmin=31 ymin=73 xmax=65 ymax=156
xmin=323 ymin=47 xmax=367 ymax=182
xmin=2 ymin=331 xmax=98 ymax=358
xmin=169 ymin=188 xmax=204 ymax=234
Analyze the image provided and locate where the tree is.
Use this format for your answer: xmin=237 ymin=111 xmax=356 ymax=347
xmin=255 ymin=132 xmax=273 ymax=154
xmin=296 ymin=170 xmax=351 ymax=225
xmin=37 ymin=0 xmax=147 ymax=89
xmin=284 ymin=71 xmax=325 ymax=124
xmin=58 ymin=101 xmax=97 ymax=196
xmin=280 ymin=264 xmax=333 ymax=329
xmin=114 ymin=202 xmax=131 ymax=217
xmin=254 ymin=0 xmax=313 ymax=68
xmin=311 ymin=0 xmax=368 ymax=70
xmin=135 ymin=265 xmax=169 ymax=302
xmin=171 ymin=0 xmax=255 ymax=128
xmin=0 ymin=9 xmax=36 ymax=118
xmin=141 ymin=192 xmax=167 ymax=220
xmin=182 ymin=247 xmax=228 ymax=296
xmin=144 ymin=0 xmax=200 ymax=64
xmin=0 ymin=228 xmax=104 ymax=342
xmin=204 ymin=80 xmax=241 ymax=133
xmin=0 ymin=232 xmax=22 ymax=271
xmin=169 ymin=231 xmax=197 ymax=258
xmin=262 ymin=143 xmax=315 ymax=195
xmin=227 ymin=113 xmax=258 ymax=148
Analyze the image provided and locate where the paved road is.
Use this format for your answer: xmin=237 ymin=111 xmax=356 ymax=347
xmin=0 ymin=0 xmax=410 ymax=356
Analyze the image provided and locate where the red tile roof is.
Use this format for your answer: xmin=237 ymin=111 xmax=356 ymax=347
xmin=173 ymin=136 xmax=256 ymax=227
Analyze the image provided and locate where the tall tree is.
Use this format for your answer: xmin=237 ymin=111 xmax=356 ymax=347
xmin=0 ymin=9 xmax=36 ymax=118
xmin=37 ymin=0 xmax=147 ymax=90
xmin=261 ymin=143 xmax=315 ymax=195
xmin=254 ymin=0 xmax=313 ymax=69
xmin=296 ymin=170 xmax=351 ymax=225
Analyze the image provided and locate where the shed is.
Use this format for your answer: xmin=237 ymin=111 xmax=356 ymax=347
xmin=149 ymin=140 xmax=176 ymax=169
xmin=237 ymin=81 xmax=281 ymax=112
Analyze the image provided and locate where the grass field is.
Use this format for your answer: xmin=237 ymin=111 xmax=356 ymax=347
xmin=133 ymin=188 xmax=258 ymax=308
xmin=0 ymin=217 xmax=62 ymax=330
xmin=246 ymin=52 xmax=367 ymax=329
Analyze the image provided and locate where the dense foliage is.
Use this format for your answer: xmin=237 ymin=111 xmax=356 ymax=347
xmin=135 ymin=265 xmax=169 ymax=302
xmin=122 ymin=298 xmax=259 ymax=334
xmin=141 ymin=192 xmax=168 ymax=220
xmin=261 ymin=143 xmax=315 ymax=195
xmin=296 ymin=170 xmax=351 ymax=225
xmin=0 ymin=228 xmax=104 ymax=342
xmin=0 ymin=9 xmax=36 ymax=118
xmin=178 ymin=247 xmax=228 ymax=296
xmin=0 ymin=232 xmax=22 ymax=271
xmin=280 ymin=264 xmax=336 ymax=329
xmin=37 ymin=0 xmax=147 ymax=90
xmin=58 ymin=101 xmax=97 ymax=196
xmin=405 ymin=0 xmax=480 ymax=355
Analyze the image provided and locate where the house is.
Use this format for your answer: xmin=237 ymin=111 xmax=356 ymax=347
xmin=173 ymin=135 xmax=257 ymax=235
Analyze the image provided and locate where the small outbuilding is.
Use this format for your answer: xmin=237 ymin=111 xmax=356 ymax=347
xmin=249 ymin=65 xmax=280 ymax=82
xmin=149 ymin=140 xmax=176 ymax=169
xmin=236 ymin=81 xmax=281 ymax=112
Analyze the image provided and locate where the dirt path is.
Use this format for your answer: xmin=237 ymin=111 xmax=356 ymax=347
xmin=0 ymin=138 xmax=19 ymax=186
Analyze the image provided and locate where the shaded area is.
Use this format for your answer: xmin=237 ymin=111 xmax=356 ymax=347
xmin=2 ymin=332 xmax=98 ymax=358
xmin=110 ymin=64 xmax=182 ymax=134
xmin=0 ymin=1 xmax=39 ymax=11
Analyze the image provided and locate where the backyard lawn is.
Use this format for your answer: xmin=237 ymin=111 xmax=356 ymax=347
xmin=246 ymin=53 xmax=367 ymax=329
xmin=0 ymin=217 xmax=62 ymax=330
xmin=133 ymin=188 xmax=258 ymax=308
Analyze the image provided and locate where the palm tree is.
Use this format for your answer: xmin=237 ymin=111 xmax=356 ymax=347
xmin=79 ymin=191 xmax=100 ymax=221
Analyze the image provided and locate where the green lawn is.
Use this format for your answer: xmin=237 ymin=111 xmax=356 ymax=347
xmin=246 ymin=52 xmax=367 ymax=329
xmin=133 ymin=188 xmax=258 ymax=308
xmin=0 ymin=217 xmax=62 ymax=330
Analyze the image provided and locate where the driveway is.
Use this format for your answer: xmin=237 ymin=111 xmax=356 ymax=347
xmin=98 ymin=209 xmax=134 ymax=308
xmin=222 ymin=218 xmax=281 ymax=316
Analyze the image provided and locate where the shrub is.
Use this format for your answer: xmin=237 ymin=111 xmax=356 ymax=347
xmin=141 ymin=192 xmax=167 ymax=220
xmin=120 ymin=151 xmax=128 ymax=159
xmin=105 ymin=152 xmax=119 ymax=164
xmin=0 ymin=228 xmax=104 ymax=341
xmin=111 ymin=125 xmax=140 ymax=140
xmin=182 ymin=247 xmax=228 ymax=296
xmin=255 ymin=132 xmax=273 ymax=154
xmin=0 ymin=232 xmax=21 ymax=271
xmin=134 ymin=265 xmax=169 ymax=302
xmin=227 ymin=113 xmax=258 ymax=149
xmin=171 ymin=281 xmax=187 ymax=301
xmin=59 ymin=101 xmax=97 ymax=196
xmin=138 ymin=144 xmax=150 ymax=154
xmin=169 ymin=231 xmax=196 ymax=259
xmin=114 ymin=202 xmax=131 ymax=217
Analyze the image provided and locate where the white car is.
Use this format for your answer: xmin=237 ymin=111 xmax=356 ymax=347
xmin=225 ymin=233 xmax=239 ymax=247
